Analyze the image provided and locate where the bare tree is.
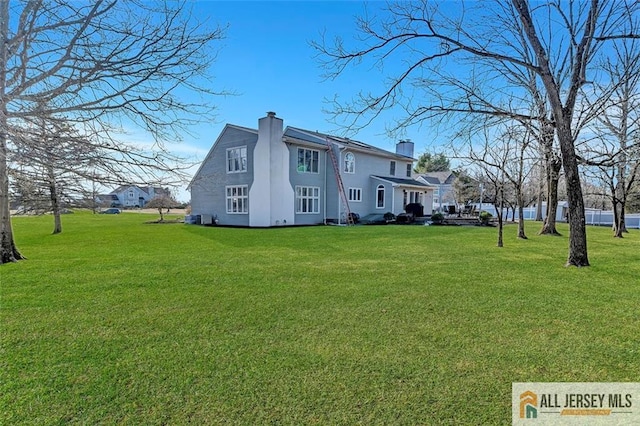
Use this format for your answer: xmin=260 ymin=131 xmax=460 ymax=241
xmin=1 ymin=0 xmax=226 ymax=263
xmin=458 ymin=121 xmax=535 ymax=239
xmin=582 ymin=38 xmax=640 ymax=237
xmin=145 ymin=192 xmax=178 ymax=222
xmin=9 ymin=114 xmax=104 ymax=233
xmin=314 ymin=0 xmax=639 ymax=266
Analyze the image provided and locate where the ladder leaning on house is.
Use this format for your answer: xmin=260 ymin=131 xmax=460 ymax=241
xmin=325 ymin=137 xmax=355 ymax=225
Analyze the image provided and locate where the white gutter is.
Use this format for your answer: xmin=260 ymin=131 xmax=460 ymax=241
xmin=338 ymin=147 xmax=346 ymax=224
xmin=324 ymin=148 xmax=327 ymax=224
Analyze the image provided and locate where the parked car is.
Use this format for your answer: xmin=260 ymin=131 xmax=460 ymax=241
xmin=99 ymin=208 xmax=121 ymax=214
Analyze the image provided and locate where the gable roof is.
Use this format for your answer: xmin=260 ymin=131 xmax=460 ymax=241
xmin=284 ymin=127 xmax=414 ymax=160
xmin=417 ymin=171 xmax=456 ymax=184
xmin=419 ymin=176 xmax=441 ymax=185
xmin=187 ymin=124 xmax=259 ymax=189
xmin=98 ymin=194 xmax=119 ymax=200
xmin=110 ymin=185 xmax=169 ymax=197
xmin=187 ymin=121 xmax=416 ymax=189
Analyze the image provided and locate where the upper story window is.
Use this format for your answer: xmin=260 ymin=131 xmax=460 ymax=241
xmin=406 ymin=163 xmax=412 ymax=177
xmin=227 ymin=146 xmax=247 ymax=173
xmin=297 ymin=148 xmax=319 ymax=173
xmin=344 ymin=152 xmax=355 ymax=174
xmin=390 ymin=161 xmax=396 ymax=176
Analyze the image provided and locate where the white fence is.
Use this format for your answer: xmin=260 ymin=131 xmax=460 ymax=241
xmin=475 ymin=204 xmax=640 ymax=229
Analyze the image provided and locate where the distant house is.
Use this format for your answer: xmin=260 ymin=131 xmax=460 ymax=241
xmin=416 ymin=171 xmax=457 ymax=213
xmin=96 ymin=193 xmax=120 ymax=208
xmin=188 ymin=112 xmax=434 ymax=226
xmin=98 ymin=186 xmax=170 ymax=208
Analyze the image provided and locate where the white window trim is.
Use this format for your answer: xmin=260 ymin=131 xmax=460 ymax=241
xmin=376 ymin=184 xmax=385 ymax=209
xmin=297 ymin=148 xmax=320 ymax=174
xmin=225 ymin=185 xmax=248 ymax=214
xmin=390 ymin=161 xmax=396 ymax=176
xmin=348 ymin=187 xmax=362 ymax=202
xmin=344 ymin=152 xmax=355 ymax=174
xmin=295 ymin=186 xmax=320 ymax=214
xmin=226 ymin=146 xmax=247 ymax=174
xmin=406 ymin=163 xmax=412 ymax=177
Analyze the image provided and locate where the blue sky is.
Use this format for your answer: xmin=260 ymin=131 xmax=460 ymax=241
xmin=178 ymin=1 xmax=440 ymax=160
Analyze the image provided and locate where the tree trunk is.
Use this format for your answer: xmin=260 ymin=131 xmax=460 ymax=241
xmin=48 ymin=165 xmax=62 ymax=234
xmin=0 ymin=138 xmax=24 ymax=263
xmin=0 ymin=0 xmax=25 ymax=263
xmin=557 ymin=121 xmax=589 ymax=267
xmin=613 ymin=165 xmax=628 ymax=237
xmin=539 ymin=132 xmax=561 ymax=235
xmin=535 ymin=163 xmax=544 ymax=221
xmin=496 ymin=188 xmax=504 ymax=248
xmin=517 ymin=188 xmax=527 ymax=239
xmin=613 ymin=199 xmax=627 ymax=238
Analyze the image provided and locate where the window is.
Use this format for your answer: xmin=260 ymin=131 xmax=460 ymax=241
xmin=128 ymin=190 xmax=135 ymax=199
xmin=406 ymin=163 xmax=412 ymax=177
xmin=405 ymin=191 xmax=422 ymax=205
xmin=344 ymin=152 xmax=355 ymax=174
xmin=348 ymin=187 xmax=362 ymax=202
xmin=227 ymin=146 xmax=247 ymax=173
xmin=297 ymin=148 xmax=319 ymax=173
xmin=295 ymin=186 xmax=320 ymax=214
xmin=376 ymin=184 xmax=385 ymax=209
xmin=390 ymin=161 xmax=396 ymax=176
xmin=226 ymin=185 xmax=248 ymax=214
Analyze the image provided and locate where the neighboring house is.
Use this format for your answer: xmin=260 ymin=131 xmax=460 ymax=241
xmin=96 ymin=193 xmax=120 ymax=207
xmin=416 ymin=171 xmax=457 ymax=213
xmin=188 ymin=112 xmax=434 ymax=226
xmin=99 ymin=186 xmax=170 ymax=208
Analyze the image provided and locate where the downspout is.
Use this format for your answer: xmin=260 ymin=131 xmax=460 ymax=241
xmin=324 ymin=148 xmax=327 ymax=224
xmin=338 ymin=147 xmax=346 ymax=224
xmin=391 ymin=184 xmax=396 ymax=214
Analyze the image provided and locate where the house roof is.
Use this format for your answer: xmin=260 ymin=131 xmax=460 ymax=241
xmin=110 ymin=185 xmax=169 ymax=197
xmin=99 ymin=194 xmax=119 ymax=200
xmin=419 ymin=176 xmax=441 ymax=185
xmin=188 ymin=120 xmax=416 ymax=189
xmin=417 ymin=171 xmax=456 ymax=184
xmin=188 ymin=123 xmax=259 ymax=189
xmin=371 ymin=175 xmax=432 ymax=189
xmin=284 ymin=127 xmax=414 ymax=160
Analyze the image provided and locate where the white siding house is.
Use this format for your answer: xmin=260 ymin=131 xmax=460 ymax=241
xmin=188 ymin=112 xmax=433 ymax=226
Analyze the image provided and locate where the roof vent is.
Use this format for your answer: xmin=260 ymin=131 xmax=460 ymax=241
xmin=267 ymin=111 xmax=276 ymax=118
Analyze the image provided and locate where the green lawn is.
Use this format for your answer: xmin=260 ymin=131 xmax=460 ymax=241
xmin=2 ymin=212 xmax=639 ymax=424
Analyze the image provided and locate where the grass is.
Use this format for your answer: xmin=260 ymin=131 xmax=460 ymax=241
xmin=2 ymin=212 xmax=639 ymax=424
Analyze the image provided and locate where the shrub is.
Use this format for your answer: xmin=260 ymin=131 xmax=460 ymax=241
xmin=431 ymin=212 xmax=444 ymax=224
xmin=479 ymin=211 xmax=493 ymax=225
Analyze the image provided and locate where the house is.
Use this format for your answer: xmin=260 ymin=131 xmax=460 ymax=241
xmin=188 ymin=112 xmax=434 ymax=226
xmin=96 ymin=193 xmax=120 ymax=208
xmin=416 ymin=171 xmax=457 ymax=213
xmin=99 ymin=185 xmax=171 ymax=208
